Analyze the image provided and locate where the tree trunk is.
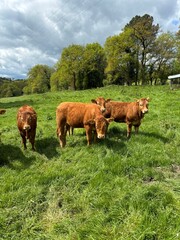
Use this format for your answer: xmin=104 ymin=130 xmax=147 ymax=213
xmin=71 ymin=72 xmax=76 ymax=90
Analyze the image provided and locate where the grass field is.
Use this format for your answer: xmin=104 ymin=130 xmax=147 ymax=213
xmin=0 ymin=85 xmax=180 ymax=240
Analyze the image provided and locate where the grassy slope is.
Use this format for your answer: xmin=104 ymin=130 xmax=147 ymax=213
xmin=0 ymin=85 xmax=180 ymax=240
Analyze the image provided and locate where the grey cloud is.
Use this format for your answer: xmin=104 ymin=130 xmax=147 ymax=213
xmin=0 ymin=0 xmax=179 ymax=79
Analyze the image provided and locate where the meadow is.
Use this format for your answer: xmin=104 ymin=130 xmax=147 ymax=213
xmin=0 ymin=85 xmax=180 ymax=240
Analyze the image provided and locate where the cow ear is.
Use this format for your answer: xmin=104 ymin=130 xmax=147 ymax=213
xmin=84 ymin=119 xmax=95 ymax=125
xmin=146 ymin=97 xmax=150 ymax=101
xmin=91 ymin=99 xmax=97 ymax=104
xmin=106 ymin=98 xmax=111 ymax=102
xmin=107 ymin=117 xmax=114 ymax=123
xmin=136 ymin=99 xmax=140 ymax=103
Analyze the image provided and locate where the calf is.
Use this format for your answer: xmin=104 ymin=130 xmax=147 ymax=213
xmin=56 ymin=102 xmax=113 ymax=147
xmin=104 ymin=98 xmax=150 ymax=138
xmin=67 ymin=97 xmax=111 ymax=136
xmin=17 ymin=105 xmax=37 ymax=150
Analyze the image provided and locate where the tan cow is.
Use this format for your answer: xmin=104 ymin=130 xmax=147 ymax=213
xmin=17 ymin=105 xmax=37 ymax=150
xmin=0 ymin=109 xmax=6 ymax=115
xmin=104 ymin=98 xmax=150 ymax=138
xmin=56 ymin=102 xmax=113 ymax=147
xmin=67 ymin=97 xmax=111 ymax=136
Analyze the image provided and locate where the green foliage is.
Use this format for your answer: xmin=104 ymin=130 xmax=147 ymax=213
xmin=125 ymin=14 xmax=160 ymax=85
xmin=104 ymin=29 xmax=136 ymax=85
xmin=151 ymin=32 xmax=176 ymax=84
xmin=0 ymin=85 xmax=180 ymax=239
xmin=0 ymin=78 xmax=27 ymax=98
xmin=51 ymin=43 xmax=106 ymax=91
xmin=24 ymin=64 xmax=53 ymax=94
xmin=53 ymin=44 xmax=85 ymax=91
xmin=173 ymin=29 xmax=180 ymax=75
xmin=82 ymin=43 xmax=106 ymax=89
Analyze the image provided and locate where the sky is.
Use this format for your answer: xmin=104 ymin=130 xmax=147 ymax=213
xmin=0 ymin=0 xmax=180 ymax=80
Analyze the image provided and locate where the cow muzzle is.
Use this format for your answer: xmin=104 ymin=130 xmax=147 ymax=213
xmin=97 ymin=133 xmax=105 ymax=139
xmin=23 ymin=125 xmax=31 ymax=130
xmin=100 ymin=107 xmax=106 ymax=113
xmin=142 ymin=109 xmax=148 ymax=114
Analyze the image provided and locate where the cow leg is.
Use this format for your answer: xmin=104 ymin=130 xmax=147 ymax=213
xmin=60 ymin=133 xmax=66 ymax=148
xmin=57 ymin=126 xmax=66 ymax=148
xmin=65 ymin=124 xmax=70 ymax=136
xmin=134 ymin=125 xmax=140 ymax=134
xmin=29 ymin=132 xmax=36 ymax=151
xmin=93 ymin=130 xmax=97 ymax=143
xmin=85 ymin=126 xmax=93 ymax=145
xmin=20 ymin=133 xmax=27 ymax=149
xmin=127 ymin=123 xmax=132 ymax=138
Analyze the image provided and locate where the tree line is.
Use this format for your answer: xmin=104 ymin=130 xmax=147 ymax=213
xmin=0 ymin=14 xmax=180 ymax=97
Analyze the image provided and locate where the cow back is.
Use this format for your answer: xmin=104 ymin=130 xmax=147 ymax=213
xmin=104 ymin=99 xmax=149 ymax=123
xmin=56 ymin=102 xmax=102 ymax=127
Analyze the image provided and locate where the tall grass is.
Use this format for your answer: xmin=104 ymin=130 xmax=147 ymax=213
xmin=0 ymin=85 xmax=180 ymax=239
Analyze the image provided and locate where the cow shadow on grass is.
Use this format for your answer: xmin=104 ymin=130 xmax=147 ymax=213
xmin=108 ymin=126 xmax=128 ymax=141
xmin=65 ymin=129 xmax=127 ymax=153
xmin=0 ymin=144 xmax=34 ymax=169
xmin=108 ymin=126 xmax=169 ymax=143
xmin=101 ymin=137 xmax=127 ymax=153
xmin=35 ymin=137 xmax=59 ymax=159
xmin=138 ymin=131 xmax=169 ymax=143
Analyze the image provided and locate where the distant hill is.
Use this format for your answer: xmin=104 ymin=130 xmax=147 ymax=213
xmin=0 ymin=77 xmax=11 ymax=84
xmin=0 ymin=77 xmax=27 ymax=98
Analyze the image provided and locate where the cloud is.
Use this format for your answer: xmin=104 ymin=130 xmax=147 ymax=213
xmin=0 ymin=0 xmax=179 ymax=79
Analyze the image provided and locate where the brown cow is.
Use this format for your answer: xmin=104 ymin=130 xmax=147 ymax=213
xmin=17 ymin=105 xmax=37 ymax=150
xmin=104 ymin=98 xmax=150 ymax=138
xmin=56 ymin=102 xmax=113 ymax=147
xmin=67 ymin=97 xmax=111 ymax=136
xmin=91 ymin=97 xmax=111 ymax=113
xmin=0 ymin=109 xmax=6 ymax=115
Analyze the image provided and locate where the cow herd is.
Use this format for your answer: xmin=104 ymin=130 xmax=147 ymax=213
xmin=1 ymin=97 xmax=150 ymax=150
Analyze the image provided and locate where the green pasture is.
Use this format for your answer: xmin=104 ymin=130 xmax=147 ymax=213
xmin=0 ymin=85 xmax=180 ymax=240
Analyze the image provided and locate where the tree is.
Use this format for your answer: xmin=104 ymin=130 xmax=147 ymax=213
xmin=104 ymin=29 xmax=136 ymax=85
xmin=82 ymin=43 xmax=106 ymax=89
xmin=149 ymin=32 xmax=176 ymax=84
xmin=0 ymin=79 xmax=27 ymax=97
xmin=125 ymin=14 xmax=159 ymax=84
xmin=55 ymin=44 xmax=85 ymax=90
xmin=172 ymin=27 xmax=180 ymax=74
xmin=51 ymin=43 xmax=106 ymax=91
xmin=23 ymin=64 xmax=53 ymax=94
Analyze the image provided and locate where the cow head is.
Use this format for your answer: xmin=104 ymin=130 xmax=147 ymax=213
xmin=91 ymin=97 xmax=111 ymax=113
xmin=85 ymin=117 xmax=114 ymax=139
xmin=19 ymin=112 xmax=36 ymax=130
xmin=137 ymin=97 xmax=150 ymax=114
